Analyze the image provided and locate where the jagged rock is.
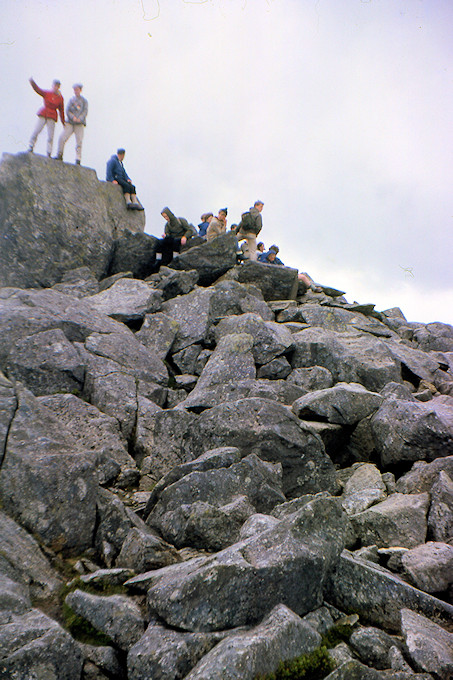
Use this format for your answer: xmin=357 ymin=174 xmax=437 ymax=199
xmin=109 ymin=229 xmax=158 ymax=279
xmin=239 ymin=513 xmax=281 ymax=540
xmin=0 ymin=371 xmax=17 ymax=457
xmin=181 ymin=397 xmax=338 ymax=498
xmin=78 ymin=568 xmax=135 ymax=588
xmin=381 ymin=339 xmax=442 ymax=386
xmin=0 ymin=511 xmax=62 ymax=604
xmin=0 ymin=387 xmax=97 ymax=552
xmin=95 ymin=488 xmax=149 ymax=566
xmin=0 ymin=152 xmax=145 ymax=288
xmin=147 ymin=265 xmax=199 ymax=301
xmin=184 ymin=604 xmax=322 ymax=680
xmin=79 ymin=644 xmax=123 ymax=680
xmin=413 ymin=322 xmax=453 ymax=353
xmin=128 ymin=623 xmax=220 ymax=680
xmin=380 ymin=381 xmax=416 ymax=400
xmin=99 ymin=270 xmax=133 ymax=290
xmin=401 ymin=542 xmax=453 ymax=593
xmin=291 ymin=327 xmax=401 ymax=392
xmin=341 ymin=464 xmax=387 ymax=515
xmin=257 ymin=355 xmax=292 ymax=379
xmin=136 ymin=312 xmax=180 ymax=359
xmin=292 ymin=382 xmax=383 ymax=424
xmin=51 ymin=266 xmax=100 ymax=298
xmin=325 ymin=550 xmax=453 ymax=632
xmin=141 ymin=494 xmax=347 ymax=631
xmin=170 ymin=231 xmax=239 ymax=285
xmin=349 ymin=626 xmax=400 ymax=669
xmin=428 ymin=470 xmax=453 ymax=542
xmin=38 ymin=393 xmax=138 ymax=486
xmin=146 ymin=454 xmax=285 ymax=549
xmin=295 ymin=303 xmax=394 ymax=338
xmin=171 ymin=344 xmax=204 ymax=374
xmin=323 ymin=660 xmax=381 ymax=679
xmin=0 ymin=608 xmax=84 ymax=679
xmin=401 ymin=608 xmax=453 ymax=679
xmin=350 ymin=492 xmax=429 ymax=548
xmin=328 ymin=642 xmax=356 ymax=669
xmin=116 ymin=527 xmax=181 ymax=571
xmin=65 ymin=589 xmax=144 ymax=651
xmin=219 ymin=260 xmax=299 ymax=301
xmin=286 ymin=365 xmax=334 ymax=392
xmin=370 ymin=397 xmax=453 ymax=467
xmin=215 ymin=313 xmax=294 ymax=365
xmin=86 ymin=278 xmax=163 ymax=322
xmin=0 ymin=573 xmax=31 ymax=614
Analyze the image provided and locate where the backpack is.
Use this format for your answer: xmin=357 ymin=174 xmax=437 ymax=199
xmin=238 ymin=210 xmax=261 ymax=234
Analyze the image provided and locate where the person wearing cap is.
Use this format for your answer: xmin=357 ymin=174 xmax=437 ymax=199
xmin=28 ymin=77 xmax=65 ymax=157
xmin=106 ymin=149 xmax=144 ymax=210
xmin=55 ymin=83 xmax=88 ymax=164
xmin=198 ymin=212 xmax=213 ymax=238
xmin=258 ymin=244 xmax=284 ymax=265
xmin=235 ymin=200 xmax=264 ymax=261
xmin=206 ymin=208 xmax=228 ymax=242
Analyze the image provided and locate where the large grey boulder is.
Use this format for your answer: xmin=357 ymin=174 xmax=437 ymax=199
xmin=182 ymin=397 xmax=338 ymax=498
xmin=382 ymin=338 xmax=443 ymax=385
xmin=170 ymin=231 xmax=239 ymax=285
xmin=325 ymin=550 xmax=453 ymax=632
xmin=296 ymin=303 xmax=394 ymax=338
xmin=135 ymin=312 xmax=179 ymax=359
xmin=146 ymin=453 xmax=285 ymax=549
xmin=396 ymin=456 xmax=453 ymax=494
xmin=341 ymin=464 xmax=387 ymax=515
xmin=401 ymin=542 xmax=453 ymax=593
xmin=428 ymin=470 xmax=453 ymax=542
xmin=86 ymin=278 xmax=163 ymax=322
xmin=128 ymin=623 xmax=219 ymax=680
xmin=292 ymin=382 xmax=383 ymax=425
xmin=51 ymin=265 xmax=100 ymax=298
xmin=184 ymin=604 xmax=322 ymax=680
xmin=413 ymin=322 xmax=453 ymax=353
xmin=146 ymin=266 xmax=199 ymax=301
xmin=0 ymin=608 xmax=83 ymax=679
xmin=109 ymin=229 xmax=158 ymax=279
xmin=219 ymin=260 xmax=299 ymax=301
xmin=95 ymin=488 xmax=148 ymax=566
xmin=215 ymin=312 xmax=294 ymax=364
xmin=0 ymin=152 xmax=144 ymax=288
xmin=0 ymin=387 xmax=97 ymax=552
xmin=401 ymin=608 xmax=453 ymax=679
xmin=0 ymin=371 xmax=17 ymax=459
xmin=291 ymin=327 xmax=401 ymax=391
xmin=65 ymin=589 xmax=144 ymax=651
xmin=350 ymin=493 xmax=429 ymax=548
xmin=349 ymin=626 xmax=401 ymax=670
xmin=370 ymin=397 xmax=453 ymax=467
xmin=286 ymin=366 xmax=334 ymax=392
xmin=116 ymin=527 xmax=180 ymax=572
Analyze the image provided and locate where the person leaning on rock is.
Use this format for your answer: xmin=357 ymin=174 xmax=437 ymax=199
xmin=152 ymin=207 xmax=195 ymax=271
xmin=28 ymin=77 xmax=65 ymax=157
xmin=206 ymin=208 xmax=228 ymax=242
xmin=258 ymin=244 xmax=284 ymax=265
xmin=106 ymin=148 xmax=144 ymax=210
xmin=234 ymin=200 xmax=264 ymax=261
xmin=55 ymin=83 xmax=88 ymax=165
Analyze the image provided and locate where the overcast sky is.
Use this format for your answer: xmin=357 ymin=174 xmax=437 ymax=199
xmin=2 ymin=0 xmax=452 ymax=324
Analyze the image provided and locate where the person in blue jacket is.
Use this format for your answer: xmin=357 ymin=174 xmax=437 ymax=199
xmin=106 ymin=149 xmax=144 ymax=210
xmin=258 ymin=245 xmax=284 ymax=265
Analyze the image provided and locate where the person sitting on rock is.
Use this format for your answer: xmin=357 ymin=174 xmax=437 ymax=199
xmin=206 ymin=208 xmax=228 ymax=242
xmin=152 ymin=207 xmax=195 ymax=271
xmin=257 ymin=241 xmax=265 ymax=254
xmin=55 ymin=83 xmax=88 ymax=165
xmin=28 ymin=77 xmax=65 ymax=157
xmin=258 ymin=244 xmax=284 ymax=265
xmin=234 ymin=200 xmax=264 ymax=261
xmin=106 ymin=148 xmax=144 ymax=210
xmin=198 ymin=212 xmax=213 ymax=238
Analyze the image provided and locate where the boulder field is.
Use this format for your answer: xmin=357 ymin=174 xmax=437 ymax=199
xmin=1 ymin=153 xmax=453 ymax=680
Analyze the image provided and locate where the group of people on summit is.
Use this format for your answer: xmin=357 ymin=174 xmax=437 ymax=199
xmin=26 ymin=78 xmax=305 ymax=277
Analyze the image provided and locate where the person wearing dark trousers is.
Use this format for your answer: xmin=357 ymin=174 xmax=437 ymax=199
xmin=106 ymin=148 xmax=144 ymax=210
xmin=153 ymin=207 xmax=194 ymax=270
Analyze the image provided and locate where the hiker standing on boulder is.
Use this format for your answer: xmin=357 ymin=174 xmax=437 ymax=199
xmin=55 ymin=84 xmax=88 ymax=165
xmin=234 ymin=200 xmax=264 ymax=261
xmin=206 ymin=208 xmax=228 ymax=242
xmin=152 ymin=207 xmax=195 ymax=271
xmin=106 ymin=149 xmax=144 ymax=210
xmin=28 ymin=78 xmax=65 ymax=157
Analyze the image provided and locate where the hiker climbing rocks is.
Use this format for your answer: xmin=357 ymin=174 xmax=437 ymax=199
xmin=234 ymin=200 xmax=264 ymax=261
xmin=206 ymin=208 xmax=228 ymax=241
xmin=152 ymin=207 xmax=196 ymax=271
xmin=106 ymin=149 xmax=144 ymax=210
xmin=28 ymin=77 xmax=65 ymax=157
xmin=55 ymin=83 xmax=88 ymax=165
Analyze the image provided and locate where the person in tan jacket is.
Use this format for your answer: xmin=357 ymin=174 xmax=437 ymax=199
xmin=206 ymin=208 xmax=228 ymax=241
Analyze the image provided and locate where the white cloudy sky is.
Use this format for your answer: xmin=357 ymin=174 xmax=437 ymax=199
xmin=1 ymin=0 xmax=452 ymax=324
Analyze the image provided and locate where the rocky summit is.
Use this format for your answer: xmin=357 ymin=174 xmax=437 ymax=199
xmin=1 ymin=153 xmax=453 ymax=680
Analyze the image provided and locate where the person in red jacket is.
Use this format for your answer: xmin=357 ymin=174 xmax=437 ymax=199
xmin=28 ymin=77 xmax=65 ymax=157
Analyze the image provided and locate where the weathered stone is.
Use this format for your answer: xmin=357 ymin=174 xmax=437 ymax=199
xmin=291 ymin=327 xmax=401 ymax=392
xmin=0 ymin=573 xmax=31 ymax=614
xmin=116 ymin=527 xmax=181 ymax=571
xmin=79 ymin=644 xmax=123 ymax=680
xmin=99 ymin=270 xmax=133 ymax=291
xmin=371 ymin=397 xmax=453 ymax=467
xmin=86 ymin=278 xmax=163 ymax=322
xmin=292 ymin=382 xmax=383 ymax=425
xmin=215 ymin=313 xmax=294 ymax=365
xmin=382 ymin=339 xmax=442 ymax=386
xmin=95 ymin=488 xmax=148 ymax=566
xmin=147 ymin=265 xmax=199 ymax=300
xmin=341 ymin=464 xmax=387 ymax=515
xmin=413 ymin=322 xmax=453 ymax=353
xmin=286 ymin=365 xmax=334 ymax=392
xmin=322 ymin=660 xmax=381 ymax=679
xmin=349 ymin=626 xmax=400 ymax=669
xmin=295 ymin=303 xmax=394 ymax=338
xmin=135 ymin=312 xmax=179 ymax=359
xmin=184 ymin=604 xmax=321 ymax=680
xmin=428 ymin=470 xmax=453 ymax=542
xmin=219 ymin=260 xmax=299 ymax=301
xmin=350 ymin=493 xmax=429 ymax=548
xmin=143 ymin=494 xmax=347 ymax=631
xmin=0 ymin=387 xmax=97 ymax=553
xmin=51 ymin=266 xmax=100 ymax=298
xmin=128 ymin=623 xmax=219 ymax=680
xmin=239 ymin=513 xmax=281 ymax=540
xmin=65 ymin=589 xmax=144 ymax=650
xmin=109 ymin=229 xmax=157 ymax=279
xmin=170 ymin=231 xmax=239 ymax=285
xmin=257 ymin=355 xmax=292 ymax=379
xmin=401 ymin=542 xmax=453 ymax=593
xmin=401 ymin=608 xmax=453 ymax=679
xmin=325 ymin=550 xmax=453 ymax=632
xmin=78 ymin=568 xmax=135 ymax=589
xmin=0 ymin=371 xmax=17 ymax=460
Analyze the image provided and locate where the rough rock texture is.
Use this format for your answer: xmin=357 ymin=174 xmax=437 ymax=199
xmin=170 ymin=231 xmax=239 ymax=285
xmin=220 ymin=260 xmax=299 ymax=301
xmin=401 ymin=608 xmax=453 ymax=680
xmin=292 ymin=382 xmax=383 ymax=424
xmin=86 ymin=278 xmax=163 ymax=322
xmin=400 ymin=541 xmax=453 ymax=593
